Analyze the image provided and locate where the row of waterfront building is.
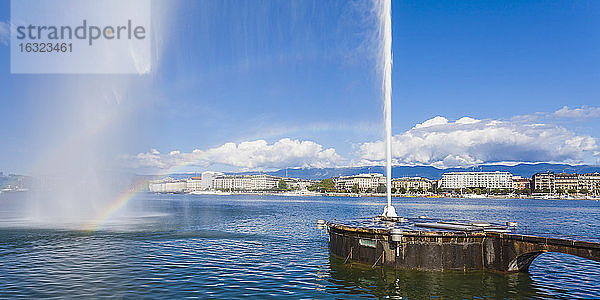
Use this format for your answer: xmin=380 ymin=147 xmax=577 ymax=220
xmin=148 ymin=172 xmax=314 ymax=193
xmin=149 ymin=170 xmax=600 ymax=195
xmin=333 ymin=172 xmax=532 ymax=193
xmin=440 ymin=171 xmax=600 ymax=194
xmin=530 ymin=172 xmax=600 ymax=194
xmin=334 ymin=173 xmax=435 ymax=193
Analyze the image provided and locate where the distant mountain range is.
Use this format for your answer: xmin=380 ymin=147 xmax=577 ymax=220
xmin=169 ymin=163 xmax=600 ymax=181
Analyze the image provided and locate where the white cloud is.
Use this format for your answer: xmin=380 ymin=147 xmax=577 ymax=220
xmin=358 ymin=116 xmax=599 ymax=168
xmin=125 ymin=138 xmax=343 ymax=171
xmin=125 ymin=113 xmax=600 ymax=172
xmin=554 ymin=106 xmax=600 ymax=119
xmin=455 ymin=116 xmax=480 ymax=125
xmin=0 ymin=21 xmax=9 ymax=46
xmin=414 ymin=116 xmax=448 ymax=129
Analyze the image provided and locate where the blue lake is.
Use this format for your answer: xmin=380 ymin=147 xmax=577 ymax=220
xmin=0 ymin=193 xmax=599 ymax=298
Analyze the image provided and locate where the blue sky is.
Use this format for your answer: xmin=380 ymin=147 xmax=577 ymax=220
xmin=1 ymin=0 xmax=599 ymax=174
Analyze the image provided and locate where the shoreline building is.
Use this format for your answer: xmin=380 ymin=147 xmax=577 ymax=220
xmin=578 ymin=173 xmax=600 ymax=195
xmin=148 ymin=178 xmax=187 ymax=193
xmin=334 ymin=173 xmax=385 ymax=192
xmin=150 ymin=172 xmax=316 ymax=194
xmin=213 ymin=174 xmax=281 ymax=191
xmin=555 ymin=173 xmax=578 ymax=193
xmin=512 ymin=176 xmax=531 ymax=191
xmin=186 ymin=176 xmax=203 ymax=192
xmin=201 ymin=171 xmax=224 ymax=190
xmin=392 ymin=177 xmax=435 ymax=193
xmin=532 ymin=172 xmax=600 ymax=195
xmin=439 ymin=172 xmax=513 ymax=190
xmin=532 ymin=172 xmax=555 ymax=193
xmin=281 ymin=177 xmax=315 ymax=191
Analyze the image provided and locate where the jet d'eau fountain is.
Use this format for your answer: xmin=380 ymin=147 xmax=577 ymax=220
xmin=378 ymin=0 xmax=396 ymax=218
xmin=22 ymin=82 xmax=142 ymax=227
xmin=323 ymin=0 xmax=600 ymax=283
xmin=3 ymin=0 xmax=388 ymax=229
xmin=5 ymin=2 xmax=176 ymax=229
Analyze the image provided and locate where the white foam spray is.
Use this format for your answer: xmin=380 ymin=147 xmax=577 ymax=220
xmin=19 ymin=1 xmax=176 ymax=228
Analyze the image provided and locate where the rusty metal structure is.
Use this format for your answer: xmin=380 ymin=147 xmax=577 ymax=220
xmin=327 ymin=219 xmax=600 ymax=272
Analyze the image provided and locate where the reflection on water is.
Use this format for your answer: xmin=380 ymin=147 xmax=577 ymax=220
xmin=328 ymin=256 xmax=545 ymax=299
xmin=0 ymin=193 xmax=599 ymax=298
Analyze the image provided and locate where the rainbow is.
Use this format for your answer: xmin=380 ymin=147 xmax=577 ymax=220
xmin=84 ymin=156 xmax=197 ymax=231
xmin=84 ymin=144 xmax=205 ymax=231
xmin=84 ymin=180 xmax=149 ymax=231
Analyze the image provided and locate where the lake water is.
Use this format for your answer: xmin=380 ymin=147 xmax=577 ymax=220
xmin=0 ymin=193 xmax=599 ymax=299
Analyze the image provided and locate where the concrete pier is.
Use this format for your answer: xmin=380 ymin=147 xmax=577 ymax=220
xmin=328 ymin=221 xmax=600 ymax=272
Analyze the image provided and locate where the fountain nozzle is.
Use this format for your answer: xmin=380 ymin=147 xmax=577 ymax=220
xmin=382 ymin=205 xmax=397 ymax=218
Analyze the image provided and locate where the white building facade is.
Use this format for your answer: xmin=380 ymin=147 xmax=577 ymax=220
xmin=334 ymin=173 xmax=386 ymax=192
xmin=186 ymin=177 xmax=203 ymax=192
xmin=392 ymin=177 xmax=434 ymax=192
xmin=149 ymin=178 xmax=187 ymax=193
xmin=578 ymin=173 xmax=600 ymax=195
xmin=439 ymin=172 xmax=513 ymax=190
xmin=201 ymin=171 xmax=224 ymax=190
xmin=213 ymin=174 xmax=280 ymax=191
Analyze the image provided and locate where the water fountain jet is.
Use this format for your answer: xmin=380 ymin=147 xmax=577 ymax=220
xmin=379 ymin=0 xmax=396 ymax=218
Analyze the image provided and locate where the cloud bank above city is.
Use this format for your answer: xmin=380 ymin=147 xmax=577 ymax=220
xmin=2 ymin=1 xmax=600 ymax=175
xmin=125 ymin=107 xmax=600 ymax=173
xmin=359 ymin=114 xmax=599 ymax=168
xmin=125 ymin=138 xmax=343 ymax=173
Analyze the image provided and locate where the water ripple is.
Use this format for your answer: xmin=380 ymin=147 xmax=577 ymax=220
xmin=0 ymin=193 xmax=598 ymax=298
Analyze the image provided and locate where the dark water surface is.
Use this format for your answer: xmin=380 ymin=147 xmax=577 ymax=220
xmin=0 ymin=193 xmax=599 ymax=299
